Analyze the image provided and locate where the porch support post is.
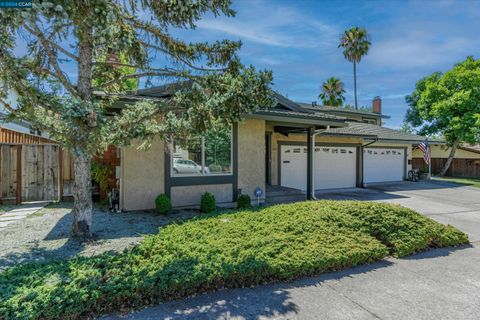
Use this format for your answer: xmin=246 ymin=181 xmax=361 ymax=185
xmin=306 ymin=127 xmax=314 ymax=200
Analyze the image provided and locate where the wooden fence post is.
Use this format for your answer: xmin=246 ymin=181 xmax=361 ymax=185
xmin=58 ymin=147 xmax=63 ymax=201
xmin=16 ymin=145 xmax=22 ymax=204
xmin=0 ymin=145 xmax=2 ymax=204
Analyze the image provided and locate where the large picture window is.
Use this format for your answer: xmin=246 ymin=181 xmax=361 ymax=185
xmin=171 ymin=126 xmax=232 ymax=176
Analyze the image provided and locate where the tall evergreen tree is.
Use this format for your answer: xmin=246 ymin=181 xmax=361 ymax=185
xmin=339 ymin=27 xmax=371 ymax=109
xmin=0 ymin=0 xmax=273 ymax=239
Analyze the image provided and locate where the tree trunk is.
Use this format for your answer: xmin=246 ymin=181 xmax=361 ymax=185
xmin=438 ymin=139 xmax=460 ymax=177
xmin=72 ymin=154 xmax=93 ymax=239
xmin=73 ymin=27 xmax=94 ymax=239
xmin=353 ymin=61 xmax=358 ymax=110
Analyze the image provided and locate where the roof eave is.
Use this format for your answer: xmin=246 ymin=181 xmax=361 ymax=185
xmin=459 ymin=146 xmax=480 ymax=155
xmin=321 ymin=132 xmax=378 ymax=139
xmin=376 ymin=138 xmax=446 ymax=145
xmin=249 ymin=112 xmax=347 ymax=128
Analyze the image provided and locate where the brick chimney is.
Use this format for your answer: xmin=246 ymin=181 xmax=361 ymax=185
xmin=106 ymin=49 xmax=121 ymax=68
xmin=372 ymin=96 xmax=382 ymax=114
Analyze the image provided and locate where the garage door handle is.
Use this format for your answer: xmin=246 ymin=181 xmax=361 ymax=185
xmin=283 ymin=161 xmax=290 ymax=164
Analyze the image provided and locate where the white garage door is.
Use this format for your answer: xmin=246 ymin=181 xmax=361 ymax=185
xmin=363 ymin=148 xmax=405 ymax=183
xmin=280 ymin=145 xmax=307 ymax=190
xmin=314 ymin=146 xmax=357 ymax=190
xmin=280 ymin=145 xmax=357 ymax=190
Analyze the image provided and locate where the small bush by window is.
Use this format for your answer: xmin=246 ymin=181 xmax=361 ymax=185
xmin=200 ymin=192 xmax=216 ymax=213
xmin=155 ymin=194 xmax=172 ymax=215
xmin=237 ymin=194 xmax=252 ymax=209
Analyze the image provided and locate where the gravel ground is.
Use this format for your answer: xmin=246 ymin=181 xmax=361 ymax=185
xmin=0 ymin=202 xmax=199 ymax=271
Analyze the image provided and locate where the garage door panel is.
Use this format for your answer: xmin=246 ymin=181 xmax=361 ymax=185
xmin=280 ymin=145 xmax=356 ymax=191
xmin=363 ymin=148 xmax=404 ymax=183
xmin=314 ymin=147 xmax=356 ymax=190
xmin=280 ymin=145 xmax=307 ymax=190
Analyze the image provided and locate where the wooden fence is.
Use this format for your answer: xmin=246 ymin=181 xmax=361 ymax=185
xmin=0 ymin=127 xmax=120 ymax=204
xmin=413 ymin=157 xmax=480 ymax=178
xmin=0 ymin=144 xmax=66 ymax=203
xmin=0 ymin=127 xmax=56 ymax=145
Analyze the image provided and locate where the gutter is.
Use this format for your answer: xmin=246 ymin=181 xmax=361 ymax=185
xmin=362 ymin=138 xmax=378 ymax=147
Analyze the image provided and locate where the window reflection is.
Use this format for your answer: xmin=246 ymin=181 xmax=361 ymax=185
xmin=172 ymin=126 xmax=232 ymax=176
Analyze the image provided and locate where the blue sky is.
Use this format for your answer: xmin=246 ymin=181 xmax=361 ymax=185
xmin=173 ymin=0 xmax=480 ymax=128
xmin=9 ymin=0 xmax=480 ymax=128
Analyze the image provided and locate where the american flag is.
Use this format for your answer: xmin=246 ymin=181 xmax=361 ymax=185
xmin=418 ymin=139 xmax=430 ymax=165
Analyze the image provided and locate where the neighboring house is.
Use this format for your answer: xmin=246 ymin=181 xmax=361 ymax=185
xmin=111 ymin=86 xmax=442 ymax=211
xmin=412 ymin=144 xmax=480 ymax=178
xmin=0 ymin=88 xmax=47 ymax=137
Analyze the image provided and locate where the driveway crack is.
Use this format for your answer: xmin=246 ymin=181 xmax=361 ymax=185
xmin=323 ymin=283 xmax=384 ymax=320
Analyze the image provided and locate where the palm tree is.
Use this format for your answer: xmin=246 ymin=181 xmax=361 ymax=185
xmin=319 ymin=77 xmax=345 ymax=106
xmin=339 ymin=27 xmax=371 ymax=109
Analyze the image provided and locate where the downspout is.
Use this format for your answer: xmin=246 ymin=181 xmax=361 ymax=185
xmin=310 ymin=125 xmax=330 ymax=200
xmin=362 ymin=137 xmax=378 ymax=147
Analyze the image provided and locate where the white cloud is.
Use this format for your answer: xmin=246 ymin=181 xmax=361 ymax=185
xmin=196 ymin=2 xmax=339 ymax=49
xmin=366 ymin=30 xmax=475 ymax=69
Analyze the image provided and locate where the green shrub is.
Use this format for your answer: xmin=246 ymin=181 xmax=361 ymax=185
xmin=0 ymin=201 xmax=468 ymax=319
xmin=208 ymin=164 xmax=223 ymax=173
xmin=155 ymin=194 xmax=171 ymax=215
xmin=200 ymin=192 xmax=216 ymax=213
xmin=237 ymin=194 xmax=252 ymax=209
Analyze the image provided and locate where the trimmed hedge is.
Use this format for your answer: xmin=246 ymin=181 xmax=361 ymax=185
xmin=0 ymin=201 xmax=468 ymax=319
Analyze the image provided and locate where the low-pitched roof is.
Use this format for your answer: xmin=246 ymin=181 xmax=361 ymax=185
xmin=100 ymin=83 xmax=348 ymax=127
xmin=460 ymin=144 xmax=480 ymax=154
xmin=323 ymin=121 xmax=444 ymax=143
xmin=252 ymin=109 xmax=346 ymax=126
xmin=299 ymin=103 xmax=391 ymax=119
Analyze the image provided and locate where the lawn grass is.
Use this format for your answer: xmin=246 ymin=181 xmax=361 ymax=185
xmin=434 ymin=176 xmax=480 ymax=188
xmin=0 ymin=201 xmax=468 ymax=320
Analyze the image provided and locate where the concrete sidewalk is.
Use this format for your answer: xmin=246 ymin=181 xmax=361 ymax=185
xmin=0 ymin=202 xmax=50 ymax=230
xmin=102 ymin=181 xmax=480 ymax=320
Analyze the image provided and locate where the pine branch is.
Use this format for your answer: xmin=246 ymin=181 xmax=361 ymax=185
xmin=139 ymin=41 xmax=228 ymax=72
xmin=0 ymin=96 xmax=68 ymax=140
xmin=24 ymin=24 xmax=79 ymax=97
xmin=0 ymin=97 xmax=19 ymax=116
xmin=95 ymin=70 xmax=198 ymax=90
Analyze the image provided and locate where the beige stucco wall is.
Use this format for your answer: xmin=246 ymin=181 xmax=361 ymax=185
xmin=121 ymin=138 xmax=164 ymax=211
xmin=412 ymin=145 xmax=480 ymax=159
xmin=171 ymin=184 xmax=233 ymax=207
xmin=238 ymin=118 xmax=266 ymax=199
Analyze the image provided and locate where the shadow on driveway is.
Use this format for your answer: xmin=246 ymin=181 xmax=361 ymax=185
xmin=314 ymin=180 xmax=467 ymax=202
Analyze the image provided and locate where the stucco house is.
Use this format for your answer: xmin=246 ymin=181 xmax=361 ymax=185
xmin=113 ymin=85 xmax=441 ymax=211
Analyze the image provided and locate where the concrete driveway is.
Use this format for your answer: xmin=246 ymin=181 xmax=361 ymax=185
xmin=103 ymin=180 xmax=480 ymax=320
